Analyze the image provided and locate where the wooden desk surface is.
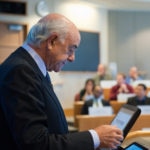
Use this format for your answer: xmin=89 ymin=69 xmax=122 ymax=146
xmin=76 ymin=114 xmax=150 ymax=132
xmin=76 ymin=115 xmax=115 ymax=131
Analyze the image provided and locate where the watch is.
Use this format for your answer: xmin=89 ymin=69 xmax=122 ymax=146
xmin=36 ymin=1 xmax=49 ymax=17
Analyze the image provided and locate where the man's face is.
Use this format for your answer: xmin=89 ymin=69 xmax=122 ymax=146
xmin=94 ymin=86 xmax=103 ymax=98
xmin=129 ymin=67 xmax=137 ymax=78
xmin=98 ymin=65 xmax=105 ymax=75
xmin=117 ymin=74 xmax=124 ymax=85
xmin=135 ymin=85 xmax=146 ymax=98
xmin=45 ymin=33 xmax=80 ymax=72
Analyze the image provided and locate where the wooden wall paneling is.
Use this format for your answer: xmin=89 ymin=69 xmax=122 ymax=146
xmin=0 ymin=21 xmax=28 ymax=63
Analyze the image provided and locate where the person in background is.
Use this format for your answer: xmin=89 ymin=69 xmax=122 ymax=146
xmin=74 ymin=78 xmax=95 ymax=101
xmin=109 ymin=73 xmax=134 ymax=100
xmin=81 ymin=85 xmax=110 ymax=115
xmin=126 ymin=66 xmax=143 ymax=84
xmin=127 ymin=83 xmax=150 ymax=106
xmin=0 ymin=13 xmax=123 ymax=150
xmin=93 ymin=63 xmax=112 ymax=85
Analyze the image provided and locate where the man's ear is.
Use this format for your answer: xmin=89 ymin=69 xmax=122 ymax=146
xmin=47 ymin=34 xmax=58 ymax=47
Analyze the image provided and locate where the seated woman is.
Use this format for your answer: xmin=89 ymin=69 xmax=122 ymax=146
xmin=74 ymin=78 xmax=95 ymax=101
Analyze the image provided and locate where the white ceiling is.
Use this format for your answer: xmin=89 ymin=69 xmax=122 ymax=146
xmin=79 ymin=0 xmax=150 ymax=11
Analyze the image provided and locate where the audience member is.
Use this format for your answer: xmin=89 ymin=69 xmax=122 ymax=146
xmin=74 ymin=78 xmax=95 ymax=101
xmin=0 ymin=13 xmax=123 ymax=150
xmin=126 ymin=66 xmax=143 ymax=84
xmin=81 ymin=85 xmax=110 ymax=114
xmin=127 ymin=84 xmax=150 ymax=106
xmin=93 ymin=63 xmax=112 ymax=85
xmin=109 ymin=73 xmax=134 ymax=100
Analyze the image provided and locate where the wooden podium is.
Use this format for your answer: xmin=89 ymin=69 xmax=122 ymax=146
xmin=121 ymin=130 xmax=150 ymax=149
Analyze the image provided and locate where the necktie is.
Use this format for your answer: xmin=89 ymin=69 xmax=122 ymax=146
xmin=93 ymin=99 xmax=99 ymax=107
xmin=45 ymin=72 xmax=53 ymax=88
xmin=95 ymin=100 xmax=99 ymax=107
xmin=46 ymin=72 xmax=51 ymax=83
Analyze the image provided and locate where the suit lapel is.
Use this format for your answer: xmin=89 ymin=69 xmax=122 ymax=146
xmin=17 ymin=47 xmax=68 ymax=131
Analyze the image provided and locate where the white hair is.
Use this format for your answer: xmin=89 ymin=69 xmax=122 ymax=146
xmin=25 ymin=18 xmax=70 ymax=47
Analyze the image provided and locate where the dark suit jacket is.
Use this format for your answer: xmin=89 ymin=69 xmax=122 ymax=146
xmin=127 ymin=96 xmax=150 ymax=106
xmin=81 ymin=98 xmax=110 ymax=115
xmin=0 ymin=47 xmax=93 ymax=150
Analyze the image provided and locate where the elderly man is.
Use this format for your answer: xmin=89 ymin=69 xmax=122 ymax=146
xmin=126 ymin=66 xmax=143 ymax=84
xmin=0 ymin=13 xmax=123 ymax=150
xmin=93 ymin=63 xmax=112 ymax=85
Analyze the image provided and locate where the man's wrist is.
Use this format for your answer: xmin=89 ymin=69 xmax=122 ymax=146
xmin=89 ymin=129 xmax=100 ymax=149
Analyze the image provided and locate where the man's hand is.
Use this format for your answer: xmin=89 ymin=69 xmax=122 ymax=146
xmin=94 ymin=125 xmax=123 ymax=149
xmin=118 ymin=84 xmax=129 ymax=93
xmin=121 ymin=84 xmax=129 ymax=93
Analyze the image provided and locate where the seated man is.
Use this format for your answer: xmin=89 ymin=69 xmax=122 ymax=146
xmin=126 ymin=66 xmax=143 ymax=84
xmin=93 ymin=63 xmax=112 ymax=85
xmin=109 ymin=73 xmax=134 ymax=100
xmin=127 ymin=83 xmax=150 ymax=106
xmin=81 ymin=85 xmax=110 ymax=114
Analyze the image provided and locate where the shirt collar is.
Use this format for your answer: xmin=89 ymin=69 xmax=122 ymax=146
xmin=22 ymin=42 xmax=47 ymax=76
xmin=137 ymin=96 xmax=146 ymax=101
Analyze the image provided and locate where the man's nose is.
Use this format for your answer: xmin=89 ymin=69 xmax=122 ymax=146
xmin=67 ymin=54 xmax=75 ymax=62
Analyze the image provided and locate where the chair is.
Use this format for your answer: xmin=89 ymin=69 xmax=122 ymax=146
xmin=73 ymin=101 xmax=84 ymax=127
xmin=103 ymin=88 xmax=111 ymax=100
xmin=74 ymin=93 xmax=80 ymax=101
xmin=110 ymin=101 xmax=126 ymax=114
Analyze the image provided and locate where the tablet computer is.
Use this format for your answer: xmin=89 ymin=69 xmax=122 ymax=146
xmin=124 ymin=142 xmax=148 ymax=150
xmin=111 ymin=104 xmax=141 ymax=138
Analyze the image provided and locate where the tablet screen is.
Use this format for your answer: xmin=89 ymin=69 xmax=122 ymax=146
xmin=111 ymin=107 xmax=134 ymax=130
xmin=125 ymin=145 xmax=143 ymax=150
xmin=110 ymin=104 xmax=141 ymax=137
xmin=125 ymin=142 xmax=148 ymax=150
